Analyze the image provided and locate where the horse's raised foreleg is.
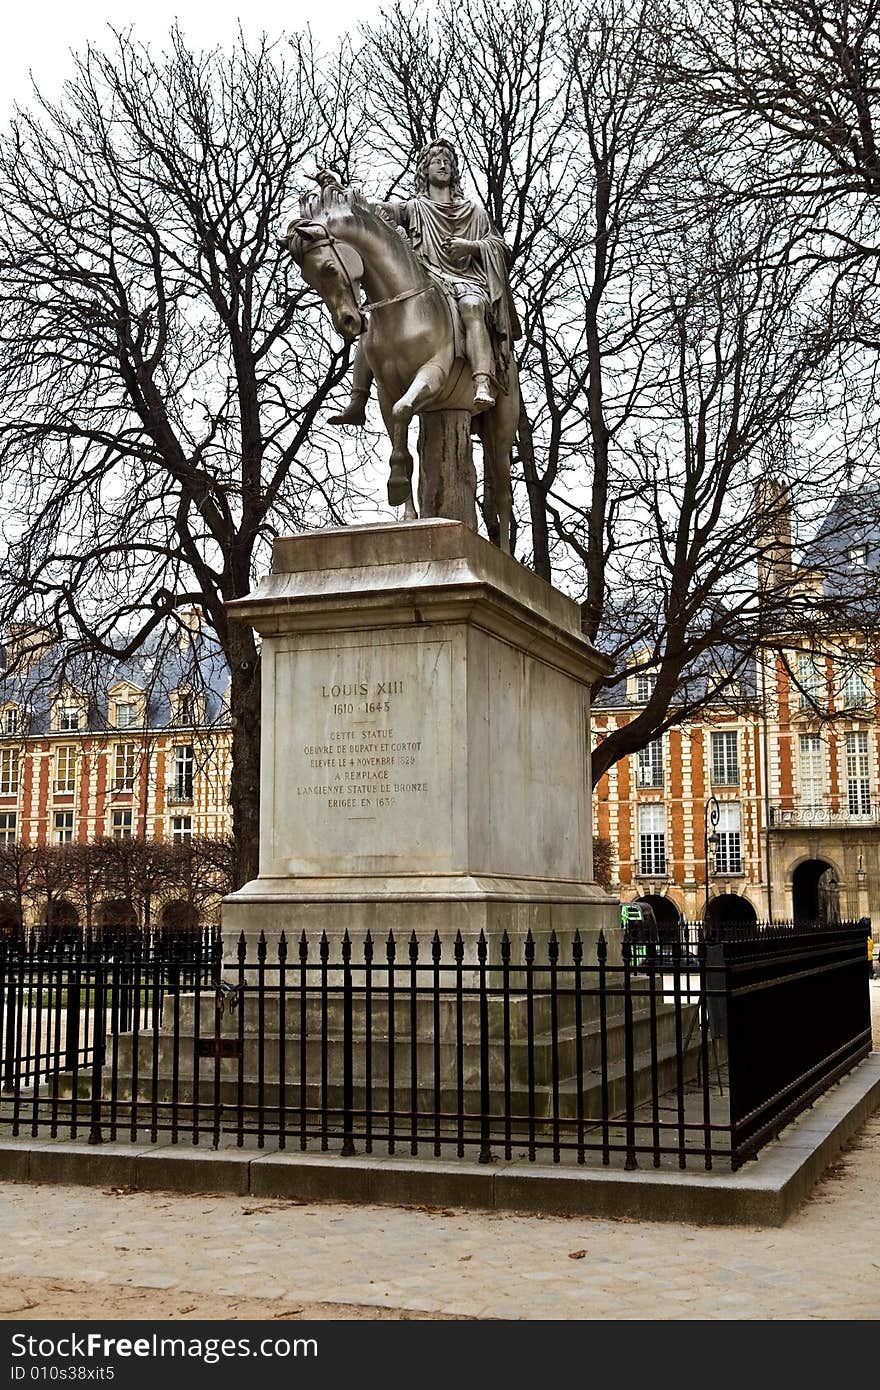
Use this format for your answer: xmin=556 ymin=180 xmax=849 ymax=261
xmin=392 ymin=358 xmax=449 ymax=424
xmin=377 ymin=385 xmax=417 ymax=517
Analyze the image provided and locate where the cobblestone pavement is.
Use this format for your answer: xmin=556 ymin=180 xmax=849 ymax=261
xmin=1 ymin=982 xmax=878 ymax=1322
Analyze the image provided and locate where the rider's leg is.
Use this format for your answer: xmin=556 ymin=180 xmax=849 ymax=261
xmin=459 ymin=295 xmax=495 ymax=409
xmin=328 ymin=339 xmax=373 ymax=426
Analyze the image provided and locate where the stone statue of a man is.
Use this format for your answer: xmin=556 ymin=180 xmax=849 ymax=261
xmin=318 ymin=139 xmax=520 ymax=424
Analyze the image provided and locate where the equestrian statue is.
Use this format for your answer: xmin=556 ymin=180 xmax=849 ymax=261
xmin=278 ymin=139 xmax=521 ymax=553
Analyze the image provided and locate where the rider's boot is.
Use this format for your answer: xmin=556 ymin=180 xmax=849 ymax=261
xmin=329 ymin=345 xmax=373 ymax=426
xmin=472 ymin=374 xmax=496 ymax=410
xmin=329 ymin=387 xmax=369 ymax=426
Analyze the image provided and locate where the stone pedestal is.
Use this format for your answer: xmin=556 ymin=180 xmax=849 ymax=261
xmin=223 ymin=519 xmax=617 ymax=962
xmin=417 ymin=410 xmax=478 ymax=528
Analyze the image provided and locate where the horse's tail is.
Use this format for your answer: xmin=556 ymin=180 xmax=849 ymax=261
xmin=473 ymin=414 xmax=501 ymax=548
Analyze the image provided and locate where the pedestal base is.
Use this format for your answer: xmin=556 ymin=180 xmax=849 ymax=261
xmin=224 ymin=520 xmax=616 ymax=965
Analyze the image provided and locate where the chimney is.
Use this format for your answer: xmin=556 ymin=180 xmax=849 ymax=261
xmin=755 ymin=476 xmax=793 ymax=596
xmin=2 ymin=622 xmax=55 ymax=673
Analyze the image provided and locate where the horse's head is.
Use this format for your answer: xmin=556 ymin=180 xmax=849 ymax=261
xmin=278 ymin=216 xmax=365 ymax=343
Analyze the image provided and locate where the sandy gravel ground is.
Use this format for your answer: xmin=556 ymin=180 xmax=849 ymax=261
xmin=0 ymin=980 xmax=877 ymax=1321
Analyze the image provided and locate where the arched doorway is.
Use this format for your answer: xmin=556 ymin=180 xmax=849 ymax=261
xmin=705 ymin=893 xmax=758 ymax=932
xmin=96 ymin=899 xmax=138 ymax=932
xmin=160 ymin=900 xmax=198 ymax=934
xmin=0 ymin=897 xmax=20 ymax=941
xmin=41 ymin=899 xmax=80 ymax=941
xmin=791 ymin=859 xmax=833 ymax=924
xmin=635 ymin=894 xmax=681 ymax=944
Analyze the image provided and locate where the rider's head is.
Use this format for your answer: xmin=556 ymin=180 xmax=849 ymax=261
xmin=414 ymin=140 xmax=463 ymax=199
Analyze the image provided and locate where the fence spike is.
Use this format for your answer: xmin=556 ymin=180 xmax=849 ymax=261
xmin=342 ymin=931 xmax=351 ymax=963
xmin=409 ymin=931 xmax=418 ymax=962
xmin=299 ymin=930 xmax=308 ymax=963
xmin=364 ymin=929 xmax=374 ymax=964
xmin=432 ymin=930 xmax=442 ymax=964
xmin=454 ymin=929 xmax=464 ymax=964
xmin=477 ymin=929 xmax=487 ymax=964
xmin=572 ymin=929 xmax=583 ymax=964
xmin=320 ymin=930 xmax=329 ymax=963
xmin=278 ymin=931 xmax=288 ymax=962
xmin=548 ymin=929 xmax=559 ymax=962
xmin=597 ymin=929 xmax=607 ymax=962
xmin=237 ymin=931 xmax=246 ymax=964
xmin=501 ymin=929 xmax=511 ymax=964
xmin=257 ymin=930 xmax=267 ymax=963
xmin=386 ymin=930 xmax=396 ymax=962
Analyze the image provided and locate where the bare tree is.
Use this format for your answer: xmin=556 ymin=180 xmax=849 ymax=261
xmin=0 ymin=841 xmax=38 ymax=935
xmin=0 ymin=28 xmax=363 ymax=885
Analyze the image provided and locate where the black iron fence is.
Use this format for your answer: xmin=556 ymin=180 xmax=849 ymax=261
xmin=0 ymin=922 xmax=871 ymax=1172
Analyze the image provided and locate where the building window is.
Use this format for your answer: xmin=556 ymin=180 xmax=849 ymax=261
xmin=58 ymin=706 xmax=80 ymax=732
xmin=711 ymin=731 xmax=739 ymax=786
xmin=172 ymin=815 xmax=192 ymax=844
xmin=714 ymin=803 xmax=742 ymax=874
xmin=845 ymin=730 xmax=871 ymax=817
xmin=799 ymin=733 xmax=824 ymax=810
xmin=842 ymin=661 xmax=871 ymax=709
xmin=634 ymin=674 xmax=655 ymax=704
xmin=849 ymin=545 xmax=867 ymax=567
xmin=111 ymin=809 xmax=133 ymax=840
xmin=0 ymin=812 xmax=16 ymax=844
xmin=638 ymin=804 xmax=666 ymax=876
xmin=797 ymin=653 xmax=823 ymax=711
xmin=54 ymin=744 xmax=77 ymax=793
xmin=54 ymin=811 xmax=74 ymax=844
xmin=2 ymin=707 xmax=18 ymax=735
xmin=113 ymin=742 xmax=137 ymax=791
xmin=637 ymin=738 xmax=663 ymax=788
xmin=114 ymin=701 xmax=137 ymax=729
xmin=172 ymin=744 xmax=194 ymax=800
xmin=0 ymin=748 xmax=19 ymax=796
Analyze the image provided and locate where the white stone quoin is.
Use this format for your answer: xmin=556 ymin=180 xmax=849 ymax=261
xmin=223 ymin=519 xmax=617 ymax=958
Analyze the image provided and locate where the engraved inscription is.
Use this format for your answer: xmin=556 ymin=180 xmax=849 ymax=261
xmin=294 ymin=677 xmax=429 ymax=816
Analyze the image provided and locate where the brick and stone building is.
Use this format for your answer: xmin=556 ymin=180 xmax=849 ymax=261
xmin=593 ymin=493 xmax=880 ymax=933
xmin=0 ymin=615 xmax=232 ymax=928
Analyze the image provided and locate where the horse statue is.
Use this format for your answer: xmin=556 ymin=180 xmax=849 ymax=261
xmin=278 ymin=186 xmax=518 ymax=554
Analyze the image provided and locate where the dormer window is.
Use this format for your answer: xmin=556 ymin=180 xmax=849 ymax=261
xmin=635 ymin=674 xmax=655 ymax=704
xmin=114 ymin=700 xmax=137 ymax=729
xmin=849 ymin=545 xmax=868 ymax=567
xmin=58 ymin=706 xmax=80 ymax=732
xmin=107 ymin=682 xmax=145 ymax=731
xmin=172 ymin=688 xmax=200 ymax=727
xmin=2 ymin=706 xmax=18 ymax=736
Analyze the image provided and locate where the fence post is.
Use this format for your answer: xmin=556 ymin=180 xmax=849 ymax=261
xmin=88 ymin=955 xmax=106 ymax=1146
xmin=478 ymin=929 xmax=492 ymax=1165
xmin=623 ymin=935 xmax=638 ymax=1170
xmin=2 ymin=945 xmax=15 ymax=1092
xmin=341 ymin=929 xmax=355 ymax=1157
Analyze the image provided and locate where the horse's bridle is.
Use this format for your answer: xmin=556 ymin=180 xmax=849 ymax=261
xmin=293 ymin=220 xmax=431 ymax=320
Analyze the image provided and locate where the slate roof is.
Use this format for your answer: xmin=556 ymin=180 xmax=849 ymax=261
xmin=0 ymin=623 xmax=230 ymax=734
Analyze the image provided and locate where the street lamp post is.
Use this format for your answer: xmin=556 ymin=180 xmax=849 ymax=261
xmin=704 ymin=794 xmax=721 ymax=928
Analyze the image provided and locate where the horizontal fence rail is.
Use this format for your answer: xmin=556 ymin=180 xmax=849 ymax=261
xmin=0 ymin=922 xmax=872 ymax=1172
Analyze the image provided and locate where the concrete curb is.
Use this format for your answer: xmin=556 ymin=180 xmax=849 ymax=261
xmin=2 ymin=1056 xmax=878 ymax=1226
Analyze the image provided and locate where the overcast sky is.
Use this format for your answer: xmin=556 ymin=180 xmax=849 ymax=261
xmin=1 ymin=1 xmax=384 ymax=119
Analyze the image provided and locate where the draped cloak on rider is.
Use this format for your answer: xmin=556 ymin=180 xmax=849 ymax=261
xmin=382 ymin=195 xmax=522 ymax=391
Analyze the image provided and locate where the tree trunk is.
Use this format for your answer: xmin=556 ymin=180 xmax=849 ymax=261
xmin=517 ymin=401 xmax=551 ymax=581
xmin=227 ymin=624 xmax=262 ymax=888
